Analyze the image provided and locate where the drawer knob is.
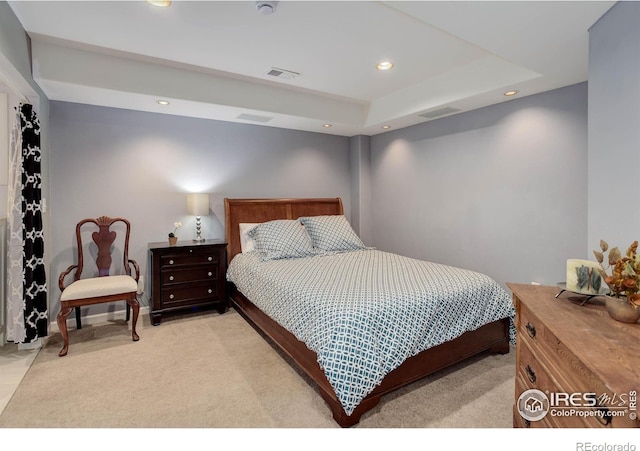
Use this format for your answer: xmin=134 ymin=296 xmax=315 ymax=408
xmin=593 ymin=402 xmax=612 ymax=426
xmin=208 ymin=289 xmax=213 ymax=294
xmin=525 ymin=322 xmax=536 ymax=339
xmin=208 ymin=256 xmax=213 ymax=261
xmin=169 ymin=294 xmax=175 ymax=300
xmin=169 ymin=275 xmax=174 ymax=281
xmin=525 ymin=365 xmax=536 ymax=383
xmin=169 ymin=259 xmax=174 ymax=265
xmin=208 ymin=272 xmax=213 ymax=277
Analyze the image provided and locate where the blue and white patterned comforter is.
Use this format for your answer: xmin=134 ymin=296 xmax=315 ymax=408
xmin=227 ymin=249 xmax=515 ymax=416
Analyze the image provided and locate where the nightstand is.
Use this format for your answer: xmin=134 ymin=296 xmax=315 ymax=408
xmin=148 ymin=239 xmax=227 ymax=325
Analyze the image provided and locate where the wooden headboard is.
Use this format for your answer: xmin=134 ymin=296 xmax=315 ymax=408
xmin=224 ymin=197 xmax=344 ymax=264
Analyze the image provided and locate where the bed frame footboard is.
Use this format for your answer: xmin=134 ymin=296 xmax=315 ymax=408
xmin=229 ymin=286 xmax=510 ymax=427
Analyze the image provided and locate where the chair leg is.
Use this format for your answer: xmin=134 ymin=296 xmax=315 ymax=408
xmin=75 ymin=306 xmax=82 ymax=329
xmin=126 ymin=302 xmax=131 ymax=321
xmin=127 ymin=297 xmax=140 ymax=342
xmin=57 ymin=306 xmax=74 ymax=357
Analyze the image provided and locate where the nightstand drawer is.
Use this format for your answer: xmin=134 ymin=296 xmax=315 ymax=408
xmin=160 ymin=252 xmax=219 ymax=268
xmin=161 ymin=283 xmax=219 ymax=307
xmin=161 ymin=265 xmax=219 ymax=284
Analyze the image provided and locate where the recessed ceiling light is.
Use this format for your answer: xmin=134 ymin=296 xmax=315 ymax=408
xmin=156 ymin=100 xmax=170 ymax=105
xmin=504 ymin=90 xmax=519 ymax=97
xmin=322 ymin=124 xmax=332 ymax=128
xmin=147 ymin=0 xmax=172 ymax=7
xmin=381 ymin=125 xmax=391 ymax=129
xmin=376 ymin=61 xmax=394 ymax=71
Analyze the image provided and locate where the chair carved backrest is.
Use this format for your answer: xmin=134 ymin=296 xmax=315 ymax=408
xmin=73 ymin=216 xmax=132 ymax=281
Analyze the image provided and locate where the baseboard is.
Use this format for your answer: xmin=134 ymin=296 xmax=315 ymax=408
xmin=18 ymin=339 xmax=42 ymax=350
xmin=49 ymin=306 xmax=150 ymax=334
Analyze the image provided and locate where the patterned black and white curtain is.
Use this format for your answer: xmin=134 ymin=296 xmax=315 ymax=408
xmin=6 ymin=103 xmax=47 ymax=344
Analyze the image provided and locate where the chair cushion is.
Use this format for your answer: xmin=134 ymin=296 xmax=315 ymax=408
xmin=61 ymin=275 xmax=137 ymax=301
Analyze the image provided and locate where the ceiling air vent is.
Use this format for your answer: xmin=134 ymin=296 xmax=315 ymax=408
xmin=418 ymin=107 xmax=461 ymax=119
xmin=266 ymin=67 xmax=300 ymax=80
xmin=237 ymin=113 xmax=273 ymax=123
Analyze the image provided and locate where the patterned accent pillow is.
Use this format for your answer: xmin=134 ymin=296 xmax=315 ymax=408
xmin=247 ymin=219 xmax=315 ymax=261
xmin=298 ymin=215 xmax=367 ymax=252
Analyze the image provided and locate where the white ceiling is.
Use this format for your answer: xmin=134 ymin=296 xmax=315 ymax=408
xmin=8 ymin=0 xmax=614 ymax=137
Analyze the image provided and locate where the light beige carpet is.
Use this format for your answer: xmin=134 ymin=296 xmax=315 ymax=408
xmin=0 ymin=308 xmax=515 ymax=428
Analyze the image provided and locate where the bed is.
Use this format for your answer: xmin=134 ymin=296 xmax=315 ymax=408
xmin=224 ymin=197 xmax=513 ymax=427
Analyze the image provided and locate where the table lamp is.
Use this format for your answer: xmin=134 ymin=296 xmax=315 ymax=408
xmin=186 ymin=193 xmax=210 ymax=242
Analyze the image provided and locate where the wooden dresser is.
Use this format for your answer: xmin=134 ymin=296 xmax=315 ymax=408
xmin=509 ymin=283 xmax=639 ymax=428
xmin=149 ymin=240 xmax=227 ymax=325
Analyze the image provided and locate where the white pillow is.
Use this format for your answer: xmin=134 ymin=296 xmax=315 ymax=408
xmin=239 ymin=223 xmax=259 ymax=253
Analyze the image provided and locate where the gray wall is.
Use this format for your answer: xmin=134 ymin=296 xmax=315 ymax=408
xmin=0 ymin=1 xmax=51 ymax=338
xmin=370 ymin=83 xmax=589 ymax=288
xmin=349 ymin=134 xmax=372 ymax=245
xmin=49 ymin=101 xmax=350 ymax=316
xmin=588 ymin=1 xmax=640 ymax=253
xmin=0 ymin=2 xmax=33 ymax=84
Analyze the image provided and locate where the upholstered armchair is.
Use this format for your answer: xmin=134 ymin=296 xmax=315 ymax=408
xmin=57 ymin=216 xmax=140 ymax=356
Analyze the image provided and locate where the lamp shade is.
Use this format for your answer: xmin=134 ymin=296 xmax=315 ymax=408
xmin=186 ymin=193 xmax=210 ymax=216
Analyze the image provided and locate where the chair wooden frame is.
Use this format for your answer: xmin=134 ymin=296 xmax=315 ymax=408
xmin=57 ymin=216 xmax=141 ymax=357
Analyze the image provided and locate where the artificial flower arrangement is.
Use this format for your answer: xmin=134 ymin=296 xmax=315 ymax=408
xmin=169 ymin=221 xmax=182 ymax=238
xmin=593 ymin=240 xmax=640 ymax=310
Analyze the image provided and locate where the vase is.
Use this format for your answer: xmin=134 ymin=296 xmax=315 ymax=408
xmin=604 ymin=296 xmax=640 ymax=324
xmin=168 ymin=236 xmax=178 ymax=245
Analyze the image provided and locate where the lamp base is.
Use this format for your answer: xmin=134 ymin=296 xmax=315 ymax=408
xmin=193 ymin=216 xmax=205 ymax=242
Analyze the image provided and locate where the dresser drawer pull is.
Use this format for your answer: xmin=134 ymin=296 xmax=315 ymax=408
xmin=594 ymin=402 xmax=612 ymax=426
xmin=169 ymin=294 xmax=175 ymax=300
xmin=208 ymin=272 xmax=213 ymax=277
xmin=169 ymin=259 xmax=174 ymax=265
xmin=208 ymin=289 xmax=213 ymax=294
xmin=169 ymin=275 xmax=174 ymax=281
xmin=208 ymin=256 xmax=213 ymax=261
xmin=525 ymin=322 xmax=536 ymax=339
xmin=525 ymin=365 xmax=536 ymax=383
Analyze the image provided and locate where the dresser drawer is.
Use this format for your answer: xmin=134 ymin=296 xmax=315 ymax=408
xmin=517 ymin=339 xmax=554 ymax=392
xmin=161 ymin=265 xmax=219 ymax=285
xmin=513 ymin=377 xmax=559 ymax=428
xmin=517 ymin=302 xmax=555 ymax=354
xmin=518 ymin=340 xmax=598 ymax=427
